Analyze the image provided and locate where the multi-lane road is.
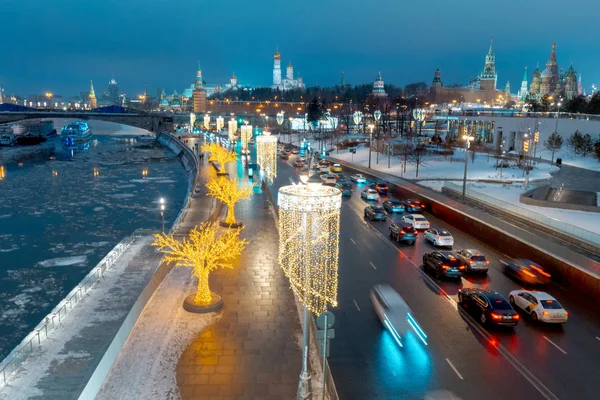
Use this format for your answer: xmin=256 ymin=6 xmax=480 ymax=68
xmin=268 ymin=153 xmax=600 ymax=400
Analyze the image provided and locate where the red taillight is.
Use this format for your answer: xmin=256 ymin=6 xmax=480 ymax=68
xmin=564 ymin=311 xmax=569 ymax=317
xmin=486 ymin=260 xmax=490 ymax=265
xmin=459 ymin=266 xmax=465 ymax=270
xmin=400 ymin=230 xmax=406 ymax=234
xmin=530 ymin=265 xmax=551 ymax=278
xmin=411 ymin=203 xmax=415 ymax=206
xmin=491 ymin=313 xmax=502 ymax=320
xmin=543 ymin=311 xmax=549 ymax=317
xmin=513 ymin=314 xmax=520 ymax=320
xmin=442 ymin=265 xmax=449 ymax=270
xmin=469 ymin=260 xmax=474 ymax=264
xmin=523 ymin=270 xmax=536 ymax=278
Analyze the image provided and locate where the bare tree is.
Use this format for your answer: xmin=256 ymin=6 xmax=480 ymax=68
xmin=397 ymin=143 xmax=413 ymax=174
xmin=410 ymin=146 xmax=428 ymax=177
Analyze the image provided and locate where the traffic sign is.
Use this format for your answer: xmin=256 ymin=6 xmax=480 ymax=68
xmin=317 ymin=311 xmax=335 ymax=329
xmin=350 ymin=148 xmax=356 ymax=154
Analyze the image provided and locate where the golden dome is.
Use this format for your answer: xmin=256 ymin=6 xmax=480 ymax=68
xmin=274 ymin=46 xmax=280 ymax=59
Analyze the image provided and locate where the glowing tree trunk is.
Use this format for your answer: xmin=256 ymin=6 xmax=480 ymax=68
xmin=206 ymin=177 xmax=253 ymax=226
xmin=195 ymin=267 xmax=212 ymax=305
xmin=225 ymin=204 xmax=236 ymax=225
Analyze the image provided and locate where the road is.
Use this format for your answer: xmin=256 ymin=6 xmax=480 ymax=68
xmin=268 ymin=153 xmax=600 ymax=400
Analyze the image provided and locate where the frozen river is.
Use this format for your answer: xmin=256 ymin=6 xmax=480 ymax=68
xmin=0 ymin=121 xmax=188 ymax=359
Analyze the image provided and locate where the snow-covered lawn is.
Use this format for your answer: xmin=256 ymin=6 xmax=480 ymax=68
xmin=331 ymin=146 xmax=558 ymax=182
xmin=535 ymin=147 xmax=600 ymax=171
xmin=422 ymin=181 xmax=600 ymax=236
xmin=96 ymin=266 xmax=219 ymax=400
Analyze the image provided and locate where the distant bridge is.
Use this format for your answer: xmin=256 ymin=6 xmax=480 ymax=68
xmin=0 ymin=111 xmax=176 ymax=132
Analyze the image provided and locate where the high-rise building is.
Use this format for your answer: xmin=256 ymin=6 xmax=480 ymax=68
xmin=192 ymin=62 xmax=206 ymax=113
xmin=0 ymin=84 xmax=4 ymax=104
xmin=107 ymin=77 xmax=120 ymax=105
xmin=89 ymin=81 xmax=97 ymax=109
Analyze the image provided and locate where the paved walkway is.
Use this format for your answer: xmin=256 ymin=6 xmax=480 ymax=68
xmin=175 ymin=161 xmax=302 ymax=399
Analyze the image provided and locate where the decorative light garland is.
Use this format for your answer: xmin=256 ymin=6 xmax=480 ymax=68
xmin=278 ymin=184 xmax=342 ymax=315
xmin=228 ymin=119 xmax=238 ymax=141
xmin=256 ymin=131 xmax=278 ymax=184
xmin=216 ymin=116 xmax=224 ymax=132
xmin=203 ymin=115 xmax=210 ymax=130
xmin=240 ymin=125 xmax=253 ymax=154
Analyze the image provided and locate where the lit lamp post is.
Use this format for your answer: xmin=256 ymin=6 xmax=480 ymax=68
xmin=554 ymin=101 xmax=562 ymax=134
xmin=276 ymin=111 xmax=285 ymax=143
xmin=368 ymin=124 xmax=374 ymax=168
xmin=256 ymin=130 xmax=278 ymax=184
xmin=413 ymin=108 xmax=426 ymax=138
xmin=461 ymin=135 xmax=475 ymax=201
xmin=159 ymin=197 xmax=166 ymax=233
xmin=523 ymin=132 xmax=532 ymax=190
xmin=352 ymin=111 xmax=362 ymax=133
xmin=190 ymin=113 xmax=197 ymax=133
xmin=373 ymin=110 xmax=382 ymax=164
xmin=278 ymin=174 xmax=341 ymax=400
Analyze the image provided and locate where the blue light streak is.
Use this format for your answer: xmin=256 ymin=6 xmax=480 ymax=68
xmin=406 ymin=313 xmax=428 ymax=346
xmin=384 ymin=315 xmax=403 ymax=348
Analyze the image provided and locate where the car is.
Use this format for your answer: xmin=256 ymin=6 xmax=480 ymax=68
xmin=501 ymin=258 xmax=551 ymax=285
xmin=424 ymin=228 xmax=454 ymax=247
xmin=373 ymin=181 xmax=389 ymax=194
xmin=455 ymin=249 xmax=490 ymax=273
xmin=361 ymin=188 xmax=380 ymax=201
xmin=280 ymin=154 xmax=289 ymax=160
xmin=508 ymin=290 xmax=568 ymax=324
xmin=319 ymin=160 xmax=331 ymax=167
xmin=364 ymin=205 xmax=387 ymax=221
xmin=318 ymin=165 xmax=330 ymax=174
xmin=458 ymin=288 xmax=520 ymax=327
xmin=291 ymin=149 xmax=299 ymax=154
xmin=351 ymin=174 xmax=367 ymax=183
xmin=402 ymin=199 xmax=425 ymax=213
xmin=336 ymin=175 xmax=348 ymax=183
xmin=389 ymin=222 xmax=417 ymax=245
xmin=370 ymin=284 xmax=428 ymax=347
xmin=422 ymin=251 xmax=465 ymax=279
xmin=383 ymin=199 xmax=405 ymax=213
xmin=335 ymin=182 xmax=352 ymax=197
xmin=321 ymin=174 xmax=337 ymax=184
xmin=401 ymin=214 xmax=430 ymax=229
xmin=331 ymin=163 xmax=343 ymax=173
xmin=194 ymin=185 xmax=202 ymax=194
xmin=293 ymin=160 xmax=304 ymax=167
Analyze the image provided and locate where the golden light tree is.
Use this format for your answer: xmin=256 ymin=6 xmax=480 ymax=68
xmin=201 ymin=142 xmax=237 ymax=172
xmin=153 ymin=222 xmax=248 ymax=306
xmin=206 ymin=177 xmax=253 ymax=225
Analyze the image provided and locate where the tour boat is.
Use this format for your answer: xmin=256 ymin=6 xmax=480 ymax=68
xmin=61 ymin=122 xmax=93 ymax=145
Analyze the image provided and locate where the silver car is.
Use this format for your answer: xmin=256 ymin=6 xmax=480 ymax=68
xmin=456 ymin=249 xmax=490 ymax=273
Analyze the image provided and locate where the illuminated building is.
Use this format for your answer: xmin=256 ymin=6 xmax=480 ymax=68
xmin=88 ymin=81 xmax=97 ymax=109
xmin=107 ymin=77 xmax=120 ymax=105
xmin=192 ymin=62 xmax=207 ymax=113
xmin=272 ymin=47 xmax=305 ymax=91
xmin=372 ymin=72 xmax=387 ymax=97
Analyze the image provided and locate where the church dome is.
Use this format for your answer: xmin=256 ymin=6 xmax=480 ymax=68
xmin=540 ymin=68 xmax=551 ymax=78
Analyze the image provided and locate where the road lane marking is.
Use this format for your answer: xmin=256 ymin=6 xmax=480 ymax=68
xmin=350 ymin=238 xmax=356 ymax=245
xmin=445 ymin=358 xmax=464 ymax=380
xmin=544 ymin=336 xmax=567 ymax=355
xmin=353 ymin=299 xmax=361 ymax=312
xmin=596 ymin=336 xmax=600 ymax=341
xmin=369 ymin=261 xmax=377 ymax=270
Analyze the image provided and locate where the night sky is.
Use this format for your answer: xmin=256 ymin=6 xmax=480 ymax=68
xmin=1 ymin=0 xmax=599 ymax=96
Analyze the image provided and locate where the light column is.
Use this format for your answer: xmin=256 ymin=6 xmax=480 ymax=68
xmin=216 ymin=116 xmax=224 ymax=133
xmin=240 ymin=124 xmax=253 ymax=155
xmin=228 ymin=118 xmax=238 ymax=144
xmin=278 ymin=178 xmax=341 ymax=400
xmin=203 ymin=114 xmax=210 ymax=131
xmin=256 ymin=131 xmax=278 ymax=184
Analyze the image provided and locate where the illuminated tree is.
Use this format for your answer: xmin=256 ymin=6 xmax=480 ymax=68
xmin=153 ymin=222 xmax=247 ymax=306
xmin=206 ymin=177 xmax=253 ymax=225
xmin=201 ymin=142 xmax=237 ymax=171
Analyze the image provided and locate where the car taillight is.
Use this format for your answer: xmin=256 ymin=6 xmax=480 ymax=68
xmin=459 ymin=266 xmax=465 ymax=270
xmin=523 ymin=270 xmax=536 ymax=278
xmin=543 ymin=311 xmax=549 ymax=317
xmin=564 ymin=311 xmax=569 ymax=317
xmin=530 ymin=265 xmax=551 ymax=278
xmin=491 ymin=313 xmax=502 ymax=320
xmin=411 ymin=204 xmax=415 ymax=206
xmin=442 ymin=265 xmax=449 ymax=270
xmin=469 ymin=260 xmax=474 ymax=264
xmin=486 ymin=260 xmax=490 ymax=264
xmin=400 ymin=230 xmax=406 ymax=234
xmin=513 ymin=314 xmax=520 ymax=320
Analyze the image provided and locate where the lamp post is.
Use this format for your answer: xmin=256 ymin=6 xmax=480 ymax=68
xmin=159 ymin=198 xmax=166 ymax=233
xmin=190 ymin=113 xmax=197 ymax=133
xmin=374 ymin=110 xmax=382 ymax=164
xmin=368 ymin=124 xmax=374 ymax=169
xmin=276 ymin=111 xmax=284 ymax=143
xmin=278 ymin=174 xmax=341 ymax=400
xmin=461 ymin=135 xmax=474 ymax=201
xmin=554 ymin=101 xmax=562 ymax=134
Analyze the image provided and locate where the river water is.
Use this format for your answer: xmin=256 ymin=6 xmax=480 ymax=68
xmin=0 ymin=120 xmax=188 ymax=360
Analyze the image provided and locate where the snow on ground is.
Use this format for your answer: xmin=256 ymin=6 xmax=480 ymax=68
xmin=332 ymin=146 xmax=558 ymax=182
xmin=457 ymin=182 xmax=600 ymax=235
xmin=535 ymin=147 xmax=600 ymax=171
xmin=96 ymin=267 xmax=220 ymax=400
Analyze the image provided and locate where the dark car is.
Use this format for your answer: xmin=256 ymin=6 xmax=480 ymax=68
xmin=293 ymin=160 xmax=304 ymax=167
xmin=422 ymin=251 xmax=465 ymax=279
xmin=383 ymin=199 xmax=405 ymax=213
xmin=336 ymin=182 xmax=352 ymax=197
xmin=458 ymin=289 xmax=520 ymax=327
xmin=319 ymin=160 xmax=331 ymax=167
xmin=364 ymin=205 xmax=387 ymax=221
xmin=336 ymin=175 xmax=348 ymax=183
xmin=455 ymin=249 xmax=490 ymax=274
xmin=280 ymin=154 xmax=289 ymax=160
xmin=370 ymin=181 xmax=389 ymax=195
xmin=389 ymin=222 xmax=417 ymax=245
xmin=402 ymin=199 xmax=425 ymax=213
xmin=501 ymin=258 xmax=551 ymax=285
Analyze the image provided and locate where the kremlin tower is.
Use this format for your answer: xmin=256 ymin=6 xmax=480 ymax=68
xmin=272 ymin=47 xmax=282 ymax=89
xmin=192 ymin=62 xmax=206 ymax=113
xmin=88 ymin=81 xmax=97 ymax=109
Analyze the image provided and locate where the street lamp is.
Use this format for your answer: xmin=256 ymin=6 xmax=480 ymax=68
xmin=373 ymin=110 xmax=382 ymax=164
xmin=278 ymin=178 xmax=341 ymax=400
xmin=461 ymin=135 xmax=475 ymax=201
xmin=368 ymin=124 xmax=374 ymax=169
xmin=159 ymin=198 xmax=166 ymax=233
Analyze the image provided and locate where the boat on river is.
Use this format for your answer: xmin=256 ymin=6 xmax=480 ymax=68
xmin=61 ymin=122 xmax=93 ymax=146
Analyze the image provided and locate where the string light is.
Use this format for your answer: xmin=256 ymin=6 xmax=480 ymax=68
xmin=240 ymin=125 xmax=253 ymax=154
xmin=216 ymin=116 xmax=224 ymax=132
xmin=228 ymin=119 xmax=238 ymax=141
xmin=201 ymin=142 xmax=237 ymax=168
xmin=256 ymin=131 xmax=278 ymax=184
xmin=278 ymin=184 xmax=342 ymax=315
xmin=206 ymin=177 xmax=253 ymax=225
xmin=153 ymin=222 xmax=248 ymax=305
xmin=203 ymin=114 xmax=210 ymax=130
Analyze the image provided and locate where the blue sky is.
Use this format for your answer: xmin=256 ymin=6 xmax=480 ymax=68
xmin=1 ymin=0 xmax=599 ymax=96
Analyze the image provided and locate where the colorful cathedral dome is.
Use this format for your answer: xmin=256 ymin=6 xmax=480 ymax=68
xmin=541 ymin=68 xmax=551 ymax=78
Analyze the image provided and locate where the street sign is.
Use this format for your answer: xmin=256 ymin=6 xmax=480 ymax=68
xmin=316 ymin=329 xmax=335 ymax=340
xmin=349 ymin=148 xmax=356 ymax=154
xmin=319 ymin=339 xmax=331 ymax=358
xmin=317 ymin=311 xmax=335 ymax=329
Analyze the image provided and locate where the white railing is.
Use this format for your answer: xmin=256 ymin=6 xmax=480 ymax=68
xmin=0 ymin=233 xmax=139 ymax=387
xmin=444 ymin=182 xmax=600 ymax=246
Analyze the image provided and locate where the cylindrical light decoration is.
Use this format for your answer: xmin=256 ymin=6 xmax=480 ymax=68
xmin=256 ymin=131 xmax=278 ymax=184
xmin=228 ymin=118 xmax=238 ymax=141
xmin=278 ymin=183 xmax=342 ymax=315
xmin=276 ymin=111 xmax=285 ymax=126
xmin=240 ymin=124 xmax=253 ymax=154
xmin=203 ymin=115 xmax=210 ymax=130
xmin=353 ymin=111 xmax=362 ymax=126
xmin=190 ymin=113 xmax=197 ymax=131
xmin=216 ymin=116 xmax=224 ymax=132
xmin=412 ymin=108 xmax=426 ymax=123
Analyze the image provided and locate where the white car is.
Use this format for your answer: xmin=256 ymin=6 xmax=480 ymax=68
xmin=424 ymin=228 xmax=454 ymax=247
xmin=402 ymin=214 xmax=430 ymax=229
xmin=508 ymin=290 xmax=568 ymax=324
xmin=351 ymin=174 xmax=367 ymax=183
xmin=361 ymin=188 xmax=379 ymax=201
xmin=321 ymin=174 xmax=337 ymax=184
